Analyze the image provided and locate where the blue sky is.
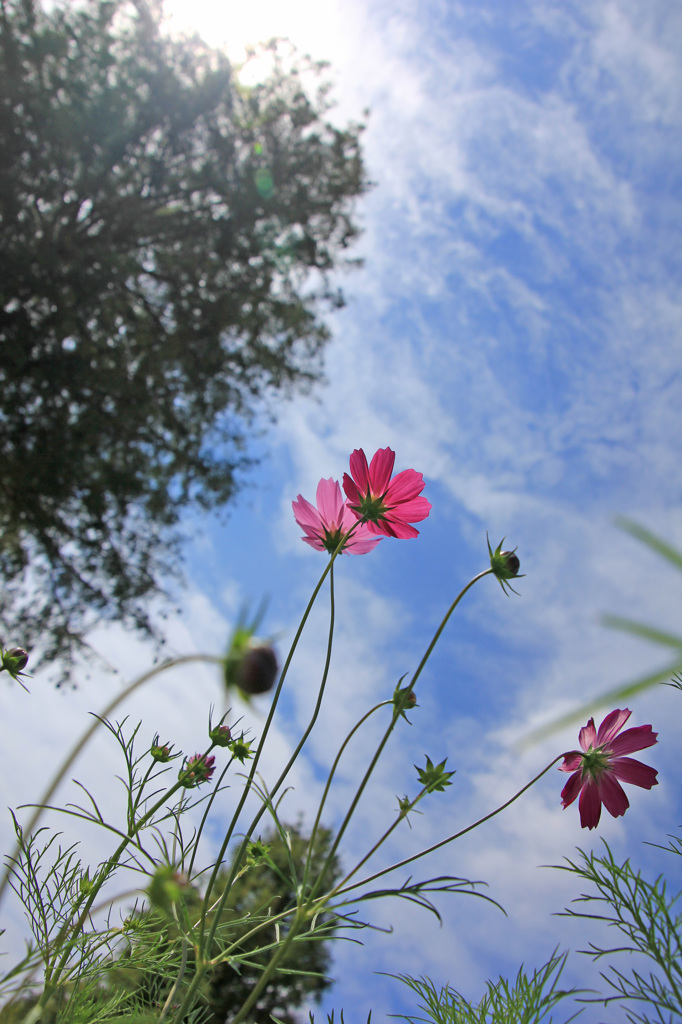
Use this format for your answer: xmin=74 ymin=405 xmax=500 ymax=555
xmin=1 ymin=0 xmax=681 ymax=1020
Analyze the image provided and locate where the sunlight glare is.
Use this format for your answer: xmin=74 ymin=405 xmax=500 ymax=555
xmin=163 ymin=0 xmax=342 ymax=65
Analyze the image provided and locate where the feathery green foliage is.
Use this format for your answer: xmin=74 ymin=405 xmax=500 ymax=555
xmin=390 ymin=952 xmax=581 ymax=1024
xmin=557 ymin=840 xmax=682 ymax=1024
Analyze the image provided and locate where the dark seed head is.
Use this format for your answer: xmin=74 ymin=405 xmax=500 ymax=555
xmin=500 ymin=551 xmax=520 ymax=576
xmin=236 ymin=646 xmax=278 ymax=695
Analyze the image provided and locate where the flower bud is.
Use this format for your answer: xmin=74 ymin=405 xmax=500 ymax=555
xmin=487 ymin=534 xmax=523 ymax=595
xmin=229 ymin=734 xmax=253 ymax=763
xmin=151 ymin=737 xmax=173 ymax=762
xmin=234 ymin=645 xmax=278 ymax=695
xmin=246 ymin=838 xmax=271 ymax=867
xmin=223 ymin=608 xmax=279 ymax=698
xmin=179 ymin=753 xmax=216 ymax=788
xmin=148 ymin=866 xmax=189 ymax=914
xmin=2 ymin=647 xmax=29 ymax=676
xmin=209 ymin=724 xmax=232 ymax=747
xmin=79 ymin=871 xmax=94 ymax=896
xmin=392 ymin=677 xmax=418 ymax=721
xmin=499 ymin=550 xmax=520 ymax=576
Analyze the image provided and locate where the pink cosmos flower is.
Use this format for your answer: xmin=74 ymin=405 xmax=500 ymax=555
xmin=342 ymin=447 xmax=431 ymax=539
xmin=559 ymin=708 xmax=658 ymax=829
xmin=292 ymin=477 xmax=381 ymax=555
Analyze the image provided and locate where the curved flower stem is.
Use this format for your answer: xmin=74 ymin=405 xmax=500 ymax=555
xmin=228 ymin=910 xmax=306 ymax=1024
xmin=311 ymin=568 xmax=494 ymax=900
xmin=174 ymin=553 xmax=341 ymax=1023
xmin=204 ymin=560 xmax=338 ymax=925
xmin=0 ymin=653 xmax=224 ymax=909
xmin=409 ymin=568 xmax=493 ymax=694
xmin=157 ymin=929 xmax=189 ymax=1024
xmin=336 ymin=786 xmax=429 ymax=892
xmin=302 ymin=700 xmax=392 ymax=894
xmin=332 ymin=756 xmax=564 ymax=900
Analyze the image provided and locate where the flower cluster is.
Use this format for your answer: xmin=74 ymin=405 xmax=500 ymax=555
xmin=292 ymin=448 xmax=662 ymax=836
xmin=179 ymin=753 xmax=216 ymax=788
xmin=293 ymin=447 xmax=431 ymax=553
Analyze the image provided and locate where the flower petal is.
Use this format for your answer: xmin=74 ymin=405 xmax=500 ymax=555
xmin=596 ymin=708 xmax=631 ymax=746
xmin=560 ymin=770 xmax=583 ymax=808
xmin=385 ymin=495 xmax=432 ymax=523
xmin=316 ymin=477 xmax=343 ymax=529
xmin=368 ymin=447 xmax=395 ymax=495
xmin=385 ymin=468 xmax=427 ymax=504
xmin=367 ymin=517 xmax=420 ymax=539
xmin=579 ymin=718 xmax=597 ymax=752
xmin=301 ymin=535 xmax=326 ymax=551
xmin=559 ymin=752 xmax=583 ymax=773
xmin=342 ymin=472 xmax=362 ymax=509
xmin=610 ymin=756 xmax=659 ymax=790
xmin=596 ymin=772 xmax=629 ymax=819
xmin=348 ymin=449 xmax=371 ymax=494
xmin=609 ymin=724 xmax=658 ymax=757
xmin=578 ymin=779 xmax=603 ymax=829
xmin=346 ymin=533 xmax=382 ymax=553
xmin=292 ymin=495 xmax=323 ymax=531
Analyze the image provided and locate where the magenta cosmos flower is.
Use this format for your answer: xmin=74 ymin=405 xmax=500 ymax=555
xmin=559 ymin=708 xmax=658 ymax=829
xmin=292 ymin=478 xmax=381 ymax=555
xmin=342 ymin=447 xmax=431 ymax=539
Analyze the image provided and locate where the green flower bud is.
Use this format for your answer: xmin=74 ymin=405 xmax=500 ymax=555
xmin=209 ymin=723 xmax=232 ymax=747
xmin=79 ymin=871 xmax=94 ymax=896
xmin=246 ymin=838 xmax=271 ymax=867
xmin=392 ymin=675 xmax=418 ymax=721
xmin=150 ymin=735 xmax=173 ymax=762
xmin=415 ymin=755 xmax=455 ymax=794
xmin=148 ymin=866 xmax=188 ymax=914
xmin=223 ymin=607 xmax=278 ymax=699
xmin=487 ymin=534 xmax=524 ymax=595
xmin=1 ymin=647 xmax=29 ymax=677
xmin=229 ymin=734 xmax=253 ymax=763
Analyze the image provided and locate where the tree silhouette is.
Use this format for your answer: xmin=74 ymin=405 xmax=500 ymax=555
xmin=0 ymin=0 xmax=367 ymax=671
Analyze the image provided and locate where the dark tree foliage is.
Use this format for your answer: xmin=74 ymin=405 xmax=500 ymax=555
xmin=0 ymin=0 xmax=367 ymax=670
xmin=118 ymin=825 xmax=340 ymax=1023
xmin=204 ymin=826 xmax=340 ymax=1023
xmin=205 ymin=827 xmax=340 ymax=1023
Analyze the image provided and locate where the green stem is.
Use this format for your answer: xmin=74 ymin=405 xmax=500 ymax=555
xmin=302 ymin=701 xmax=391 ymax=893
xmin=312 ymin=568 xmax=494 ymax=900
xmin=186 ymin=756 xmax=235 ymax=878
xmin=175 ymin=553 xmax=341 ymax=1023
xmin=337 ymin=787 xmax=429 ymax=892
xmin=157 ymin=930 xmax=189 ymax=1024
xmin=332 ymin=756 xmax=563 ymax=900
xmin=205 ymin=560 xmax=338 ymax=937
xmin=410 ymin=568 xmax=493 ymax=693
xmin=228 ymin=910 xmax=306 ymax=1024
